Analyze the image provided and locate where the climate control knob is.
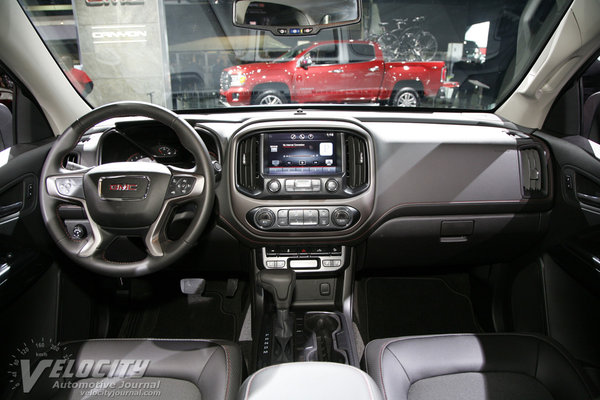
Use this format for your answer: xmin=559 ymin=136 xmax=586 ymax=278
xmin=267 ymin=179 xmax=281 ymax=193
xmin=331 ymin=207 xmax=352 ymax=227
xmin=254 ymin=209 xmax=276 ymax=228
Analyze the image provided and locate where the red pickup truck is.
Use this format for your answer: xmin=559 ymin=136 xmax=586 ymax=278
xmin=219 ymin=40 xmax=446 ymax=107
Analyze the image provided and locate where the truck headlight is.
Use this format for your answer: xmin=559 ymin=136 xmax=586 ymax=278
xmin=230 ymin=73 xmax=247 ymax=87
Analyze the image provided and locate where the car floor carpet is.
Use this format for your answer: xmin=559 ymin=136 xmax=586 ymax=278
xmin=119 ymin=281 xmax=246 ymax=341
xmin=363 ymin=275 xmax=482 ymax=341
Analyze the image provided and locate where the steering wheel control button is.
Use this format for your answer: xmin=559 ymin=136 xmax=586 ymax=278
xmin=267 ymin=179 xmax=281 ymax=193
xmin=55 ymin=177 xmax=83 ymax=198
xmin=167 ymin=176 xmax=196 ymax=198
xmin=255 ymin=209 xmax=276 ymax=228
xmin=325 ymin=179 xmax=339 ymax=193
xmin=99 ymin=176 xmax=150 ymax=201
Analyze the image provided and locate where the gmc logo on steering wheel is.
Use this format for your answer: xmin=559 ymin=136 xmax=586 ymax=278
xmin=109 ymin=184 xmax=138 ymax=192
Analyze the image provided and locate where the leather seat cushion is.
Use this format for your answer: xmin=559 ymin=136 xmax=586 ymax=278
xmin=10 ymin=339 xmax=241 ymax=400
xmin=365 ymin=333 xmax=593 ymax=400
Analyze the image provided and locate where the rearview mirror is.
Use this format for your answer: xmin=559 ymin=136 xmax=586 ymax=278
xmin=233 ymin=0 xmax=361 ymax=36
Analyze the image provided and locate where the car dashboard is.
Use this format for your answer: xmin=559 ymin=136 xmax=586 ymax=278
xmin=64 ymin=108 xmax=552 ymax=272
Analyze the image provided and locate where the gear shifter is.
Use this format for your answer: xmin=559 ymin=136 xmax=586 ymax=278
xmin=257 ymin=269 xmax=296 ymax=363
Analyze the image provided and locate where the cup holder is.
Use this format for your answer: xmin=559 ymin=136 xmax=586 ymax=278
xmin=303 ymin=313 xmax=348 ymax=364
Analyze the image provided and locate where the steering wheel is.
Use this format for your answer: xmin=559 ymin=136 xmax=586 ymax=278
xmin=40 ymin=102 xmax=214 ymax=277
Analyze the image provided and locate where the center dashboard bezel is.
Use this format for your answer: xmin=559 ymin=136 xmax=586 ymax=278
xmin=236 ymin=127 xmax=369 ymax=200
xmin=228 ymin=118 xmax=376 ymax=239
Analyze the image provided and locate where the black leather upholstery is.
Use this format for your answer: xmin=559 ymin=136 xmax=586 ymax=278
xmin=365 ymin=334 xmax=594 ymax=400
xmin=10 ymin=339 xmax=241 ymax=400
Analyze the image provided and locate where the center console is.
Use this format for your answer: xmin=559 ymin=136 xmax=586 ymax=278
xmin=230 ymin=119 xmax=373 ymax=372
xmin=255 ymin=267 xmax=359 ymax=370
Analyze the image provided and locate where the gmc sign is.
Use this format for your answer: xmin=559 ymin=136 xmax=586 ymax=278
xmin=109 ymin=184 xmax=139 ymax=192
xmin=99 ymin=176 xmax=149 ymax=201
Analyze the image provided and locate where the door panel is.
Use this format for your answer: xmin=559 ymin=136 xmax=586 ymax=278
xmin=341 ymin=60 xmax=384 ymax=102
xmin=0 ymin=142 xmax=54 ymax=302
xmin=294 ymin=43 xmax=344 ymax=103
xmin=534 ymin=131 xmax=600 ymax=388
xmin=341 ymin=43 xmax=384 ymax=102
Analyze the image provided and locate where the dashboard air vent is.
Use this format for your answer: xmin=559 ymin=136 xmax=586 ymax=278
xmin=345 ymin=134 xmax=368 ymax=189
xmin=237 ymin=135 xmax=261 ymax=193
xmin=519 ymin=147 xmax=546 ymax=197
xmin=62 ymin=152 xmax=80 ymax=168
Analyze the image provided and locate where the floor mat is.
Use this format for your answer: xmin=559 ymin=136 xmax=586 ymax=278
xmin=364 ymin=276 xmax=481 ymax=341
xmin=119 ymin=281 xmax=246 ymax=341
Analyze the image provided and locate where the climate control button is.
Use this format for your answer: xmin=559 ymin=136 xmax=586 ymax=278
xmin=248 ymin=206 xmax=358 ymax=230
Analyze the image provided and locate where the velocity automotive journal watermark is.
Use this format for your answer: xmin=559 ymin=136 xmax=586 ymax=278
xmin=8 ymin=338 xmax=161 ymax=397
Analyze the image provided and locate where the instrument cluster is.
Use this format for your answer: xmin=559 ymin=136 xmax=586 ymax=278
xmin=99 ymin=122 xmax=219 ymax=169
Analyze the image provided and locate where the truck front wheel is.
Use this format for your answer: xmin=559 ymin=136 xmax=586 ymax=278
xmin=392 ymin=88 xmax=420 ymax=107
xmin=254 ymin=90 xmax=287 ymax=105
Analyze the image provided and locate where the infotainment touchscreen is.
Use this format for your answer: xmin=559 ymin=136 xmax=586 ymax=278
xmin=263 ymin=132 xmax=342 ymax=175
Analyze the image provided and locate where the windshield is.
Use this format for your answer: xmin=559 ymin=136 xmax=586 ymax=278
xmin=19 ymin=0 xmax=571 ymax=111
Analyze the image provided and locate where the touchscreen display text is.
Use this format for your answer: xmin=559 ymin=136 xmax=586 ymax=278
xmin=264 ymin=132 xmax=341 ymax=175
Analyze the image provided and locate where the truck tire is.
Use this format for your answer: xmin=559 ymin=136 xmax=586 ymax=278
xmin=254 ymin=90 xmax=287 ymax=105
xmin=392 ymin=88 xmax=420 ymax=107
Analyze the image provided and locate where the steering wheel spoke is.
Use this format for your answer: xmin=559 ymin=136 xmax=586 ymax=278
xmin=145 ymin=171 xmax=205 ymax=257
xmin=76 ymin=221 xmax=115 ymax=258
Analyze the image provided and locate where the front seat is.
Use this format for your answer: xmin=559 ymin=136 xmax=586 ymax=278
xmin=12 ymin=339 xmax=241 ymax=400
xmin=365 ymin=333 xmax=595 ymax=400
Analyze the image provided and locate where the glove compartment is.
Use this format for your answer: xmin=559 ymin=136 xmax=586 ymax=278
xmin=364 ymin=213 xmax=548 ymax=268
